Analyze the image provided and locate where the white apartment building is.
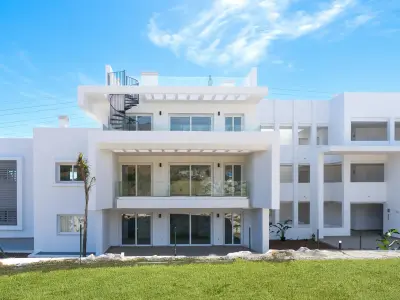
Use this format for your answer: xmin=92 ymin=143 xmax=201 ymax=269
xmin=0 ymin=65 xmax=399 ymax=255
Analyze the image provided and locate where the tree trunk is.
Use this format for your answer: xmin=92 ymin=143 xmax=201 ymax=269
xmin=83 ymin=188 xmax=89 ymax=257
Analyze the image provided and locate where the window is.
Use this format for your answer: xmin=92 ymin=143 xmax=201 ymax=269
xmin=279 ymin=202 xmax=293 ymax=224
xmin=279 ymin=126 xmax=293 ymax=145
xmin=170 ymin=165 xmax=212 ymax=196
xmin=124 ymin=115 xmax=152 ymax=131
xmin=351 ymin=163 xmax=384 ymax=182
xmin=0 ymin=160 xmax=17 ymax=226
xmin=351 ymin=121 xmax=388 ymax=141
xmin=225 ymin=116 xmax=243 ymax=131
xmin=317 ymin=126 xmax=328 ymax=145
xmin=170 ymin=115 xmax=212 ymax=131
xmin=324 ymin=164 xmax=342 ymax=182
xmin=121 ymin=165 xmax=152 ymax=196
xmin=324 ymin=202 xmax=343 ymax=228
xmin=298 ymin=202 xmax=310 ymax=226
xmin=280 ymin=165 xmax=293 ymax=183
xmin=395 ymin=121 xmax=400 ymax=141
xmin=298 ymin=126 xmax=311 ymax=145
xmin=58 ymin=164 xmax=82 ymax=182
xmin=298 ymin=165 xmax=310 ymax=183
xmin=58 ymin=215 xmax=83 ymax=234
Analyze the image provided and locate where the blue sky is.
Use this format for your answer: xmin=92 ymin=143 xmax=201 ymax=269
xmin=0 ymin=0 xmax=399 ymax=137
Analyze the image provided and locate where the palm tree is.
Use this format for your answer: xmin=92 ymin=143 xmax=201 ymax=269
xmin=76 ymin=152 xmax=96 ymax=256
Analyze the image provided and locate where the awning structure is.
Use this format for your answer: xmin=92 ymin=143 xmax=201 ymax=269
xmin=322 ymin=145 xmax=400 ymax=155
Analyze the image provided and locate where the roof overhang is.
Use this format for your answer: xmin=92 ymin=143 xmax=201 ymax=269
xmin=323 ymin=145 xmax=400 ymax=155
xmin=78 ymin=85 xmax=268 ymax=114
xmin=88 ymin=131 xmax=278 ymax=153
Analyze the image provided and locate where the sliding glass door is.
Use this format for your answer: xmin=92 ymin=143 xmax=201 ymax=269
xmin=122 ymin=165 xmax=152 ymax=196
xmin=121 ymin=214 xmax=151 ymax=245
xmin=224 ymin=213 xmax=241 ymax=245
xmin=224 ymin=164 xmax=243 ymax=196
xmin=170 ymin=165 xmax=212 ymax=196
xmin=170 ymin=213 xmax=211 ymax=245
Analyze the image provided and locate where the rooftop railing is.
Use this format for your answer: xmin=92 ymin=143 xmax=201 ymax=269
xmin=107 ymin=71 xmax=139 ymax=86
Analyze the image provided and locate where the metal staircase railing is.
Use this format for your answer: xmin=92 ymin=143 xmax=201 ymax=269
xmin=107 ymin=71 xmax=140 ymax=130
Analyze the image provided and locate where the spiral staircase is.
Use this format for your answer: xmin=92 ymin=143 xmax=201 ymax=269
xmin=107 ymin=70 xmax=140 ymax=130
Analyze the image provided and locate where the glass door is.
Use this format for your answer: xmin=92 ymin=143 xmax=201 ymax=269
xmin=121 ymin=165 xmax=152 ymax=196
xmin=224 ymin=213 xmax=241 ymax=245
xmin=170 ymin=213 xmax=211 ymax=245
xmin=122 ymin=213 xmax=151 ymax=245
xmin=170 ymin=165 xmax=212 ymax=196
xmin=170 ymin=214 xmax=190 ymax=244
xmin=224 ymin=165 xmax=243 ymax=196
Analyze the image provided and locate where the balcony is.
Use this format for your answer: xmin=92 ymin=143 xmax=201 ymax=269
xmin=115 ymin=180 xmax=249 ymax=209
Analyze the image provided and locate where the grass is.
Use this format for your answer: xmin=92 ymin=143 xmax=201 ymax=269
xmin=1 ymin=259 xmax=399 ymax=299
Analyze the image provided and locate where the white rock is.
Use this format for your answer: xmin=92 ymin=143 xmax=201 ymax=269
xmin=297 ymin=247 xmax=311 ymax=252
xmin=227 ymin=251 xmax=252 ymax=258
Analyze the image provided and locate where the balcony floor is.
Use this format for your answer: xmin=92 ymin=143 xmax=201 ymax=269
xmin=106 ymin=246 xmax=252 ymax=256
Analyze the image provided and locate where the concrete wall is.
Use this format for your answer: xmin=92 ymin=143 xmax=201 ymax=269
xmin=32 ymin=128 xmax=97 ymax=253
xmin=385 ymin=153 xmax=400 ymax=235
xmin=251 ymin=208 xmax=269 ymax=253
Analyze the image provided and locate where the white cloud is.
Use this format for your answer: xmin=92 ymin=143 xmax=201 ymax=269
xmin=147 ymin=0 xmax=357 ymax=67
xmin=346 ymin=14 xmax=375 ymax=28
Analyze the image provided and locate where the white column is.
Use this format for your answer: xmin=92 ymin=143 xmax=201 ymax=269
xmin=311 ymin=102 xmax=317 ymax=146
xmin=293 ymin=122 xmax=299 ymax=227
xmin=311 ymin=151 xmax=324 ymax=238
xmin=293 ymin=162 xmax=299 ymax=226
xmin=342 ymin=155 xmax=351 ymax=235
xmin=389 ymin=117 xmax=395 ymax=144
xmin=95 ymin=210 xmax=104 ymax=255
xmin=262 ymin=209 xmax=270 ymax=252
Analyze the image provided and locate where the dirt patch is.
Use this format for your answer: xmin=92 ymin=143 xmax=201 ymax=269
xmin=270 ymin=240 xmax=337 ymax=250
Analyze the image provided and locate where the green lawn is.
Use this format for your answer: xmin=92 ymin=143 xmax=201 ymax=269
xmin=1 ymin=259 xmax=399 ymax=300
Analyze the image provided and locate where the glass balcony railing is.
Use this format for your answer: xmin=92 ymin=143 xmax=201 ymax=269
xmin=116 ymin=180 xmax=248 ymax=197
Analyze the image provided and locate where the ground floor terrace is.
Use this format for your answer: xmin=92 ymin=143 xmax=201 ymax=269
xmin=95 ymin=208 xmax=269 ymax=255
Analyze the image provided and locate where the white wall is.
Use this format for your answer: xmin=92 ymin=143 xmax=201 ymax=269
xmin=250 ymin=208 xmax=269 ymax=253
xmin=32 ymin=128 xmax=97 ymax=253
xmin=384 ymin=153 xmax=400 ymax=234
xmin=329 ymin=94 xmax=345 ymax=145
xmin=0 ymin=138 xmax=33 ymax=238
xmin=343 ymin=93 xmax=400 ymax=145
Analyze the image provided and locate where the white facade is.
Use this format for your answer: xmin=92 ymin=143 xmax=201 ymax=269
xmin=1 ymin=65 xmax=399 ymax=254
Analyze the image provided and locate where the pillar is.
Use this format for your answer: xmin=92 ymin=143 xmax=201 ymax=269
xmin=311 ymin=151 xmax=324 ymax=238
